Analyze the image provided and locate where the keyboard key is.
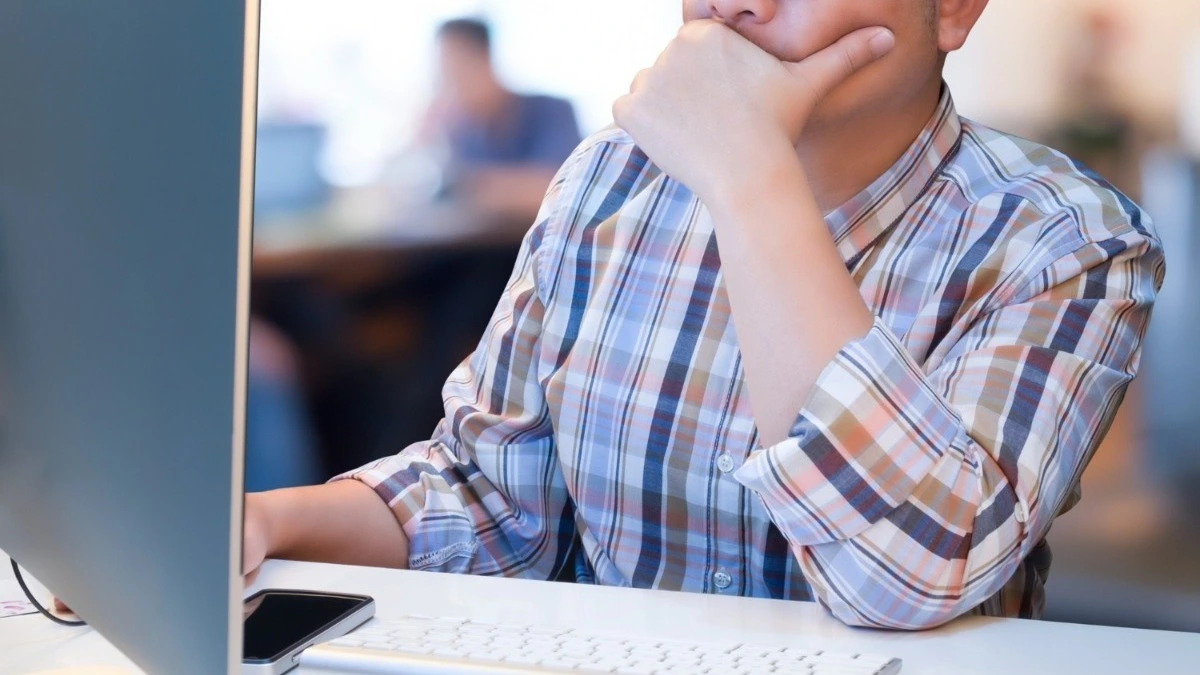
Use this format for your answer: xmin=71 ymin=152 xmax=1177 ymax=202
xmin=739 ymin=653 xmax=777 ymax=667
xmin=622 ymin=638 xmax=663 ymax=649
xmin=541 ymin=658 xmax=586 ymax=669
xmin=394 ymin=644 xmax=433 ymax=655
xmin=729 ymin=644 xmax=774 ymax=659
xmin=656 ymin=639 xmax=698 ymax=652
xmin=501 ymin=654 xmax=544 ymax=666
xmin=662 ymin=658 xmax=705 ymax=667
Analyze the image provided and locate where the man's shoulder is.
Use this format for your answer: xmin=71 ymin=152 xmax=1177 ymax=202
xmin=530 ymin=125 xmax=664 ymax=267
xmin=547 ymin=125 xmax=667 ymax=218
xmin=944 ymin=119 xmax=1156 ymax=249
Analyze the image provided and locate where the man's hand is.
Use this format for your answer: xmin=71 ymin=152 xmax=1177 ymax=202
xmin=612 ymin=20 xmax=894 ymax=201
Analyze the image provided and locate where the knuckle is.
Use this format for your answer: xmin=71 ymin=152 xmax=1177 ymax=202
xmin=632 ymin=68 xmax=650 ymax=90
xmin=612 ymin=96 xmax=633 ymax=124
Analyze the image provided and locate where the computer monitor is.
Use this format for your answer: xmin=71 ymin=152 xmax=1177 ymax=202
xmin=0 ymin=2 xmax=259 ymax=674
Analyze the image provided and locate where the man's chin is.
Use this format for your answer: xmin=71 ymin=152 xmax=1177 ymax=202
xmin=805 ymin=82 xmax=880 ymax=130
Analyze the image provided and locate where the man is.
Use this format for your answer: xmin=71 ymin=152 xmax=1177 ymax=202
xmin=244 ymin=0 xmax=1164 ymax=630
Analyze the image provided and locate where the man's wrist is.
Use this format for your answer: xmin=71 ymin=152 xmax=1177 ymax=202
xmin=700 ymin=142 xmax=811 ymax=220
xmin=247 ymin=490 xmax=282 ymax=558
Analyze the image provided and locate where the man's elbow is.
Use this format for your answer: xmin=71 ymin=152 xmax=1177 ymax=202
xmin=823 ymin=595 xmax=971 ymax=632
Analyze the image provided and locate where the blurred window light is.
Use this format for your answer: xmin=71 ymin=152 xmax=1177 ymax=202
xmin=258 ymin=0 xmax=681 ymax=187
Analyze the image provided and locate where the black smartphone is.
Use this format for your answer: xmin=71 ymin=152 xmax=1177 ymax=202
xmin=242 ymin=589 xmax=375 ymax=674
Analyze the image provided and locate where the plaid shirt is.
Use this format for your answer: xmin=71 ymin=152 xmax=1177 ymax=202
xmin=338 ymin=90 xmax=1164 ymax=629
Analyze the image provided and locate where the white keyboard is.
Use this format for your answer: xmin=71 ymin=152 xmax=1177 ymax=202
xmin=300 ymin=614 xmax=903 ymax=674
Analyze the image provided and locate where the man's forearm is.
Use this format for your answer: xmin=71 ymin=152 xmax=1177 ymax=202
xmin=253 ymin=480 xmax=410 ymax=569
xmin=706 ymin=149 xmax=873 ymax=446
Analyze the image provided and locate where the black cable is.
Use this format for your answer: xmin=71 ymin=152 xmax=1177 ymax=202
xmin=9 ymin=558 xmax=87 ymax=627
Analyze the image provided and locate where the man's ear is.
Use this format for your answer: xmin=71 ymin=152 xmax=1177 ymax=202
xmin=935 ymin=0 xmax=990 ymax=53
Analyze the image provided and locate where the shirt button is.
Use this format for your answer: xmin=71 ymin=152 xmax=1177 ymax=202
xmin=1014 ymin=502 xmax=1028 ymax=524
xmin=713 ymin=570 xmax=732 ymax=590
xmin=716 ymin=454 xmax=736 ymax=474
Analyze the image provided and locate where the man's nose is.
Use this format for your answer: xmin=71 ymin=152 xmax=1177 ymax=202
xmin=707 ymin=0 xmax=777 ymax=25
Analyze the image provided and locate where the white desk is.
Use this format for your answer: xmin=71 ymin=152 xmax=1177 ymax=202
xmin=4 ymin=557 xmax=1200 ymax=675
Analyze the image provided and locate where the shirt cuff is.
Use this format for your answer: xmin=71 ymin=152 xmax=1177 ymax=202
xmin=330 ymin=441 xmax=480 ymax=572
xmin=733 ymin=317 xmax=970 ymax=545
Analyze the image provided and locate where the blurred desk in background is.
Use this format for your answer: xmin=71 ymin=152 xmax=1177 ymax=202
xmin=250 ymin=186 xmax=532 ymax=477
xmin=254 ymin=186 xmax=530 ymax=276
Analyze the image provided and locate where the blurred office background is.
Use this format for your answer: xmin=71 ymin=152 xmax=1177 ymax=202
xmin=247 ymin=0 xmax=1200 ymax=632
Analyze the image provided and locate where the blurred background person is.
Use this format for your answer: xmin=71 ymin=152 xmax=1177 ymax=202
xmin=417 ymin=17 xmax=582 ymax=222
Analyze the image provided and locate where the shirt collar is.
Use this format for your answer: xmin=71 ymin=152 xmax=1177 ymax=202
xmin=823 ymin=86 xmax=963 ymax=265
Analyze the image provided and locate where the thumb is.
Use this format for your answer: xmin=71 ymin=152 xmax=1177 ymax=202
xmin=786 ymin=27 xmax=895 ymax=102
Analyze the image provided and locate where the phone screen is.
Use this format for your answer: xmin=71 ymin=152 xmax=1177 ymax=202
xmin=243 ymin=590 xmax=371 ymax=662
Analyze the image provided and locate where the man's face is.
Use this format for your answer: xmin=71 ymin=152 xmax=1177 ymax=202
xmin=681 ymin=0 xmax=942 ymax=127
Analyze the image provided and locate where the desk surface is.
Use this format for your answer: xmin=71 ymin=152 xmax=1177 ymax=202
xmin=4 ymin=557 xmax=1199 ymax=675
xmin=252 ymin=195 xmax=530 ymax=278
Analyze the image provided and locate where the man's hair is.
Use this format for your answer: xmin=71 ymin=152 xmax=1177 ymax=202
xmin=438 ymin=18 xmax=491 ymax=58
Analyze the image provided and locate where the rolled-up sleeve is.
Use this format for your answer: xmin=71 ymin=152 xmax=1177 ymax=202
xmin=734 ymin=229 xmax=1164 ymax=629
xmin=330 ymin=149 xmax=587 ymax=579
